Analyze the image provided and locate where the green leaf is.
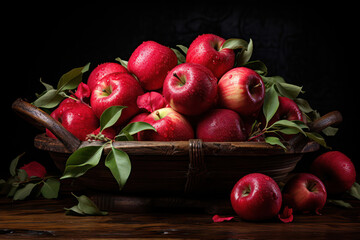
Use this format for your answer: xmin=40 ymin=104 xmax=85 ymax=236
xmin=171 ymin=48 xmax=186 ymax=65
xmin=243 ymin=60 xmax=268 ymax=76
xmin=7 ymin=182 xmax=19 ymax=198
xmin=116 ymin=121 xmax=156 ymax=141
xmin=269 ymin=119 xmax=307 ymax=135
xmin=61 ymin=145 xmax=105 ymax=179
xmin=9 ymin=152 xmax=25 ymax=177
xmin=115 ymin=57 xmax=128 ymax=68
xmin=17 ymin=169 xmax=28 ymax=182
xmin=32 ymin=89 xmax=64 ymax=108
xmin=348 ymin=182 xmax=360 ymax=200
xmin=57 ymin=63 xmax=90 ymax=91
xmin=13 ymin=183 xmax=36 ymax=200
xmin=220 ymin=38 xmax=249 ymax=51
xmin=33 ymin=63 xmax=90 ymax=108
xmin=100 ymin=106 xmax=127 ymax=132
xmin=275 ymin=82 xmax=304 ymax=99
xmin=41 ymin=178 xmax=60 ymax=199
xmin=265 ymin=136 xmax=286 ymax=149
xmin=261 ymin=75 xmax=285 ymax=89
xmin=262 ymin=85 xmax=279 ymax=125
xmin=294 ymin=98 xmax=314 ymax=113
xmin=236 ymin=38 xmax=253 ymax=66
xmin=105 ymin=145 xmax=131 ymax=190
xmin=65 ymin=205 xmax=84 ymax=216
xmin=327 ymin=199 xmax=353 ymax=208
xmin=176 ymin=44 xmax=188 ymax=54
xmin=322 ymin=126 xmax=339 ymax=137
xmin=39 ymin=78 xmax=54 ymax=91
xmin=305 ymin=132 xmax=330 ymax=149
xmin=69 ymin=193 xmax=108 ymax=216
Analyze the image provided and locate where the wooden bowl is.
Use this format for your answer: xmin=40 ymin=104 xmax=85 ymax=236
xmin=12 ymin=98 xmax=342 ymax=196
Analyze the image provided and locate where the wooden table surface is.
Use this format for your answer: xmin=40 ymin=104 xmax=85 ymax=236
xmin=1 ymin=194 xmax=360 ymax=239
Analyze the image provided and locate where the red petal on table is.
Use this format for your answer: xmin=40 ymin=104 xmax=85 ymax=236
xmin=278 ymin=206 xmax=294 ymax=223
xmin=212 ymin=215 xmax=234 ymax=223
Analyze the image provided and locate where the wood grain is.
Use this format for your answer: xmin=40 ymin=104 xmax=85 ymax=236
xmin=0 ymin=196 xmax=359 ymax=239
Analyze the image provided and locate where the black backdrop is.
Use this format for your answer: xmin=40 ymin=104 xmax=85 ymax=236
xmin=3 ymin=3 xmax=358 ymax=177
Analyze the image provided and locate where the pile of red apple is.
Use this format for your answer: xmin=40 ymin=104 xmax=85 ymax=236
xmin=41 ymin=33 xmax=357 ymax=222
xmin=45 ymin=33 xmax=303 ymax=143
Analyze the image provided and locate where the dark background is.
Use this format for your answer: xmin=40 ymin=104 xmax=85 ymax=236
xmin=3 ymin=3 xmax=358 ymax=177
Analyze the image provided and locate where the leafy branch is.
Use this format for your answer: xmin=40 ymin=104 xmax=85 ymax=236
xmin=0 ymin=153 xmax=60 ymax=200
xmin=244 ymin=60 xmax=334 ymax=149
xmin=32 ymin=63 xmax=90 ymax=109
xmin=60 ymin=105 xmax=156 ymax=190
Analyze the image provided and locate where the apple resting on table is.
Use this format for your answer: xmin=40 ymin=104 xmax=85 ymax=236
xmin=310 ymin=151 xmax=356 ymax=194
xmin=230 ymin=173 xmax=282 ymax=221
xmin=282 ymin=173 xmax=327 ymax=214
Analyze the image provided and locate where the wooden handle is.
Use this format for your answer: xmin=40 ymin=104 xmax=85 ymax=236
xmin=308 ymin=110 xmax=343 ymax=132
xmin=12 ymin=98 xmax=80 ymax=152
xmin=289 ymin=110 xmax=342 ymax=151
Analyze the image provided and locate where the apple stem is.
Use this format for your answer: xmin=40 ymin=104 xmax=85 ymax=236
xmin=253 ymin=82 xmax=262 ymax=88
xmin=156 ymin=111 xmax=161 ymax=119
xmin=173 ymin=73 xmax=186 ymax=86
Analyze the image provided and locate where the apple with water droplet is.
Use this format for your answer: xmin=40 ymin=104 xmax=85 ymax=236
xmin=46 ymin=98 xmax=99 ymax=141
xmin=282 ymin=173 xmax=327 ymax=214
xmin=163 ymin=63 xmax=218 ymax=116
xmin=310 ymin=151 xmax=356 ymax=194
xmin=186 ymin=33 xmax=235 ymax=79
xmin=196 ymin=109 xmax=246 ymax=142
xmin=90 ymin=72 xmax=144 ymax=126
xmin=230 ymin=173 xmax=282 ymax=221
xmin=87 ymin=62 xmax=128 ymax=91
xmin=218 ymin=67 xmax=265 ymax=118
xmin=128 ymin=41 xmax=178 ymax=90
xmin=137 ymin=108 xmax=194 ymax=141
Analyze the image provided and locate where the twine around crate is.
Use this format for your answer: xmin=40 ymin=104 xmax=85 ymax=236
xmin=185 ymin=139 xmax=208 ymax=194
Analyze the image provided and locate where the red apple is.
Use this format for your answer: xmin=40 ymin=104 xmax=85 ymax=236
xmin=196 ymin=109 xmax=246 ymax=142
xmin=87 ymin=62 xmax=128 ymax=91
xmin=218 ymin=67 xmax=265 ymax=117
xmin=90 ymin=72 xmax=144 ymax=126
xmin=310 ymin=151 xmax=356 ymax=194
xmin=231 ymin=173 xmax=282 ymax=221
xmin=282 ymin=173 xmax=327 ymax=214
xmin=163 ymin=63 xmax=218 ymax=116
xmin=186 ymin=34 xmax=235 ymax=79
xmin=137 ymin=108 xmax=194 ymax=141
xmin=46 ymin=99 xmax=99 ymax=141
xmin=128 ymin=41 xmax=178 ymax=90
